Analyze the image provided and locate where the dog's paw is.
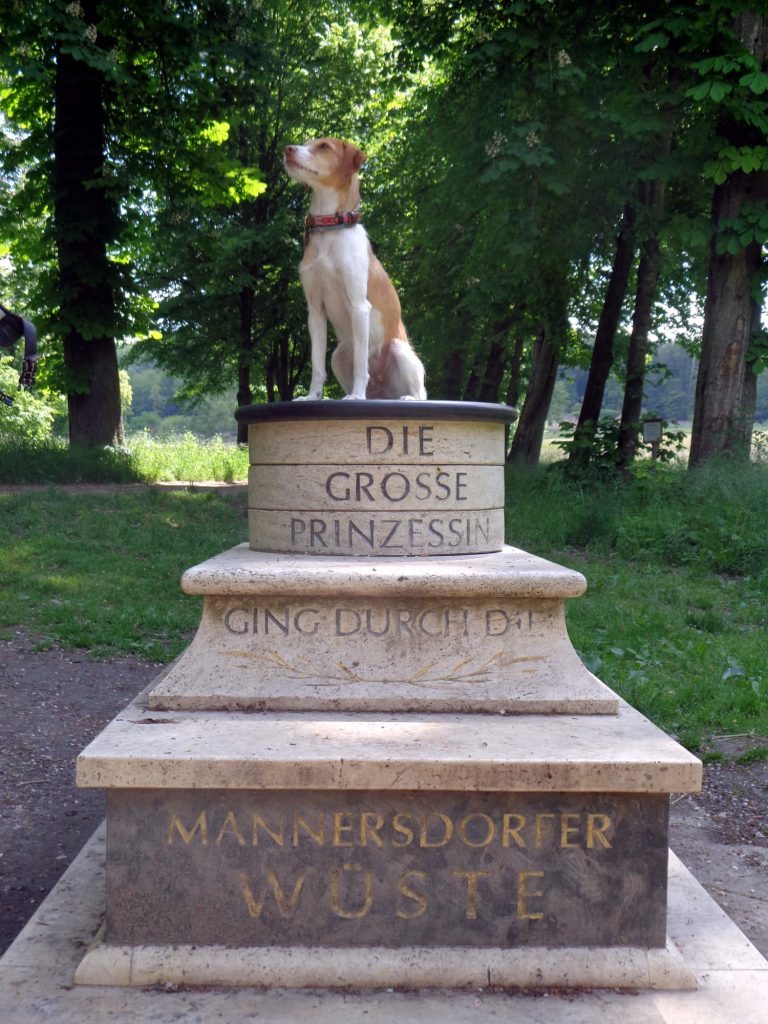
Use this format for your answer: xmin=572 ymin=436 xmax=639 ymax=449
xmin=342 ymin=393 xmax=366 ymax=401
xmin=294 ymin=393 xmax=323 ymax=402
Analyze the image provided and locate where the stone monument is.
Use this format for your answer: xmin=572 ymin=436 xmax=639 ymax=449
xmin=74 ymin=400 xmax=701 ymax=990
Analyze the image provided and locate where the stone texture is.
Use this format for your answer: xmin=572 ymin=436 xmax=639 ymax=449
xmin=76 ymin=694 xmax=702 ymax=795
xmin=104 ymin=789 xmax=669 ymax=950
xmin=149 ymin=545 xmax=613 ymax=713
xmin=16 ymin=828 xmax=768 ymax=1015
xmin=248 ymin=507 xmax=506 ymax=557
xmin=248 ymin=417 xmax=505 ymax=466
xmin=246 ymin=411 xmax=509 ymax=556
xmin=248 ymin=464 xmax=504 ymax=510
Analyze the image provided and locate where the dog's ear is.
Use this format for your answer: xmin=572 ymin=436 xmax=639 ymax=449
xmin=341 ymin=142 xmax=367 ymax=178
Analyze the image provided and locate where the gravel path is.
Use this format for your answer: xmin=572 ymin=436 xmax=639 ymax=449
xmin=1 ymin=633 xmax=766 ymax=957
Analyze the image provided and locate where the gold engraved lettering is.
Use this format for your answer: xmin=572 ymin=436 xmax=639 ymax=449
xmin=396 ymin=871 xmax=428 ymax=919
xmin=167 ymin=811 xmax=208 ymax=846
xmin=587 ymin=814 xmax=613 ymax=849
xmin=452 ymin=870 xmax=489 ymax=920
xmin=419 ymin=812 xmax=453 ymax=848
xmin=216 ymin=811 xmax=247 ymax=846
xmin=502 ymin=813 xmax=526 ymax=848
xmin=517 ymin=871 xmax=545 ymax=920
xmin=392 ymin=813 xmax=416 ymax=847
xmin=239 ymin=869 xmax=306 ymax=918
xmin=360 ymin=812 xmax=385 ymax=847
xmin=560 ymin=813 xmax=581 ymax=849
xmin=458 ymin=813 xmax=496 ymax=848
xmin=292 ymin=814 xmax=325 ymax=847
xmin=330 ymin=865 xmax=374 ymax=918
xmin=252 ymin=814 xmax=285 ymax=846
xmin=534 ymin=813 xmax=556 ymax=848
xmin=333 ymin=812 xmax=355 ymax=847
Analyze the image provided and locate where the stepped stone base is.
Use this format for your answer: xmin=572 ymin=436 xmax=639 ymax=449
xmin=74 ymin=683 xmax=701 ymax=990
xmin=147 ymin=545 xmax=618 ymax=714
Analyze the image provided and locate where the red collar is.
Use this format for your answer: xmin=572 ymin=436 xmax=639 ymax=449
xmin=305 ymin=210 xmax=361 ymax=232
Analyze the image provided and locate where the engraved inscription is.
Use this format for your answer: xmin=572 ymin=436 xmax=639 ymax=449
xmin=288 ymin=514 xmax=492 ymax=551
xmin=164 ymin=806 xmax=618 ymax=925
xmin=222 ymin=604 xmax=540 ymax=640
xmin=365 ymin=424 xmax=434 ymax=456
xmin=107 ymin=790 xmax=669 ymax=948
xmin=324 ymin=469 xmax=468 ymax=503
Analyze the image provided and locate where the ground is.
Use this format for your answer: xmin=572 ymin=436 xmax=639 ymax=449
xmin=1 ymin=632 xmax=766 ymax=958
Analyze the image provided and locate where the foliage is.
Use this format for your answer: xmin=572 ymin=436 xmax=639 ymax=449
xmin=0 ymin=431 xmax=247 ymax=483
xmin=0 ymin=0 xmax=766 ymax=461
xmin=552 ymin=416 xmax=686 ymax=476
xmin=0 ymin=356 xmax=66 ymax=441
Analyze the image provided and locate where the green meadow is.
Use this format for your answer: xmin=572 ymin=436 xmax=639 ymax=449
xmin=0 ymin=445 xmax=765 ymax=751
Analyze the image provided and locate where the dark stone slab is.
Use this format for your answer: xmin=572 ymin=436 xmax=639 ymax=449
xmin=105 ymin=789 xmax=668 ymax=949
xmin=235 ymin=400 xmax=517 ymax=425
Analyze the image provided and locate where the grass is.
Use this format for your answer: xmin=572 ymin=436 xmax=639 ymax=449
xmin=0 ymin=439 xmax=765 ymax=751
xmin=505 ymin=460 xmax=768 ymax=749
xmin=0 ymin=488 xmax=246 ymax=660
xmin=0 ymin=432 xmax=249 ymax=484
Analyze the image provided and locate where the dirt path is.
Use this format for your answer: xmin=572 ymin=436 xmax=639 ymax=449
xmin=1 ymin=634 xmax=766 ymax=957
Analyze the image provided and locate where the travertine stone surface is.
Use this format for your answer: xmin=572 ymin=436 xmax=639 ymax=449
xmin=104 ymin=788 xmax=669 ymax=950
xmin=247 ymin=508 xmax=506 ymax=557
xmin=248 ymin=463 xmax=504 ymax=511
xmin=248 ymin=417 xmax=505 ymax=466
xmin=243 ymin=402 xmax=514 ymax=557
xmin=76 ymin=696 xmax=702 ymax=794
xmin=148 ymin=545 xmax=616 ymax=713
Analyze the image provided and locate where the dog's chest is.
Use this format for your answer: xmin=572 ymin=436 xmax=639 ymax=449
xmin=300 ymin=229 xmax=369 ymax=301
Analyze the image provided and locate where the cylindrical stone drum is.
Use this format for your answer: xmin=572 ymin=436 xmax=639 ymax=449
xmin=235 ymin=400 xmax=516 ymax=557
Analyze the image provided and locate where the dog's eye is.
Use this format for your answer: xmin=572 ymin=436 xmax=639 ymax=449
xmin=318 ymin=142 xmax=330 ymax=150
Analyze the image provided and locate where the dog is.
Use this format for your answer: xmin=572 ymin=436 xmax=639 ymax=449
xmin=283 ymin=137 xmax=426 ymax=401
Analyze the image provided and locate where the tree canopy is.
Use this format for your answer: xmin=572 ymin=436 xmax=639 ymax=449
xmin=0 ymin=0 xmax=765 ymax=468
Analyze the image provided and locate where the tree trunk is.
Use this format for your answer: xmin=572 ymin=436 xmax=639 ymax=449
xmin=478 ymin=317 xmax=514 ymax=403
xmin=690 ymin=12 xmax=768 ymax=466
xmin=505 ymin=333 xmax=525 ymax=408
xmin=53 ymin=8 xmax=121 ymax=447
xmin=689 ymin=168 xmax=767 ymax=463
xmin=617 ymin=178 xmax=666 ymax=470
xmin=463 ymin=345 xmax=486 ymax=402
xmin=444 ymin=348 xmax=466 ymax=400
xmin=237 ymin=285 xmax=255 ymax=443
xmin=567 ymin=203 xmax=637 ymax=473
xmin=507 ymin=322 xmax=559 ymax=465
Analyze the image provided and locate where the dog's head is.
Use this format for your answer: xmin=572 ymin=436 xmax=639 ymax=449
xmin=283 ymin=137 xmax=367 ymax=190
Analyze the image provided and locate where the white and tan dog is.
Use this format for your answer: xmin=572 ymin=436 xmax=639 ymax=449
xmin=284 ymin=137 xmax=426 ymax=401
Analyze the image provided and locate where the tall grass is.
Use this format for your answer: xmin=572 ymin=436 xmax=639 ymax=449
xmin=0 ymin=432 xmax=248 ymax=484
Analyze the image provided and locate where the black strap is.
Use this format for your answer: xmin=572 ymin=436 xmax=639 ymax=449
xmin=0 ymin=304 xmax=39 ymax=392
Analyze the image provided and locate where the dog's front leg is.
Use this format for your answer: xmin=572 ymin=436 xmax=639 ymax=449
xmin=344 ymin=297 xmax=371 ymax=400
xmin=296 ymin=300 xmax=328 ymax=401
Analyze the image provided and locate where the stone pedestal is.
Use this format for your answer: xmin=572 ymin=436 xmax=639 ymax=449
xmin=74 ymin=401 xmax=702 ymax=991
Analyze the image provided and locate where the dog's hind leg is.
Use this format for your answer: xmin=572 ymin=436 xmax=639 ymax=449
xmin=389 ymin=339 xmax=427 ymax=400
